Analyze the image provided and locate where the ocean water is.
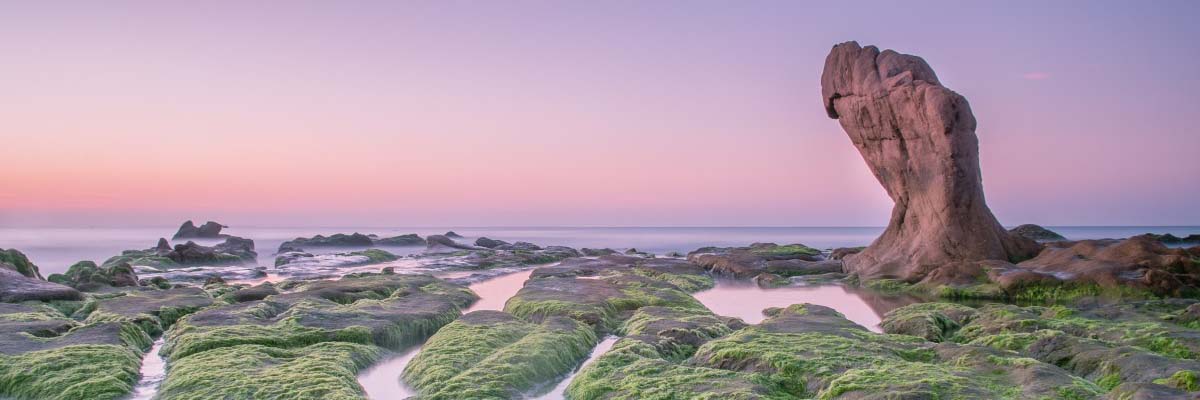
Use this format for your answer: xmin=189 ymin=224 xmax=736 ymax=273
xmin=1 ymin=225 xmax=1196 ymax=276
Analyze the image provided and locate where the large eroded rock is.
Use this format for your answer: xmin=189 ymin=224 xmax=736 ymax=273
xmin=821 ymin=41 xmax=1039 ymax=281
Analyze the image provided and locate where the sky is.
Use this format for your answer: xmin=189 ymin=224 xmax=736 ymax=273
xmin=1 ymin=1 xmax=1198 ymax=227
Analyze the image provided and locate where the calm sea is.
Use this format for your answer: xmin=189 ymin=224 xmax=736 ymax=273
xmin=1 ymin=226 xmax=1196 ymax=276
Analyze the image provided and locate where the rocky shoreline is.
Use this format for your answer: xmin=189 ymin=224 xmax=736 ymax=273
xmin=2 ymin=41 xmax=1198 ymax=399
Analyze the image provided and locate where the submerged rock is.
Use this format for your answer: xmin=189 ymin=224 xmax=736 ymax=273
xmin=1009 ymin=224 xmax=1068 ymax=242
xmin=474 ymin=237 xmax=510 ymax=248
xmin=444 ymin=231 xmax=464 ymax=238
xmin=172 ymin=220 xmax=227 ymax=239
xmin=426 ymin=234 xmax=478 ymax=250
xmin=821 ymin=41 xmax=1040 ymax=282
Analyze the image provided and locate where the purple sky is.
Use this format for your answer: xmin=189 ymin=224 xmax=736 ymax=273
xmin=1 ymin=1 xmax=1198 ymax=227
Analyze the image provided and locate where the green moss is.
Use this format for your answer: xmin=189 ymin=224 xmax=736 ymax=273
xmin=1097 ymin=373 xmax=1123 ymax=391
xmin=1153 ymin=370 xmax=1199 ymax=391
xmin=880 ymin=302 xmax=977 ymax=342
xmin=346 ymin=249 xmax=398 ymax=263
xmin=566 ymin=338 xmax=787 ymax=400
xmin=0 ymin=344 xmax=143 ymax=400
xmin=156 ymin=342 xmax=382 ymax=400
xmin=818 ymin=361 xmax=974 ymax=399
xmin=0 ymin=248 xmax=41 ymax=279
xmin=1006 ymin=282 xmax=1158 ymax=304
xmin=750 ymin=244 xmax=820 ymax=258
xmin=628 ymin=267 xmax=714 ymax=292
xmin=404 ymin=313 xmax=597 ymax=399
xmin=864 ymin=278 xmax=913 ymax=293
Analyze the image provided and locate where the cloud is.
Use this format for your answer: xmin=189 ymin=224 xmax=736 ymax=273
xmin=1022 ymin=72 xmax=1051 ymax=80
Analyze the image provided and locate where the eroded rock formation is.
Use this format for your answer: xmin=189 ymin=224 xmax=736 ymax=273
xmin=821 ymin=41 xmax=1039 ymax=281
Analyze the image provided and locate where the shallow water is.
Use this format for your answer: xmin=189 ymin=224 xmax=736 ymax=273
xmin=531 ymin=335 xmax=619 ymax=400
xmin=357 ymin=268 xmax=536 ymax=399
xmin=128 ymin=338 xmax=167 ymax=400
xmin=358 ymin=345 xmax=422 ymax=399
xmin=693 ymin=280 xmax=919 ymax=332
xmin=6 ymin=225 xmax=1195 ymax=275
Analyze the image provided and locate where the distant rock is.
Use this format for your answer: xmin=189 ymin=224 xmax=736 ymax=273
xmin=156 ymin=238 xmax=172 ymax=252
xmin=580 ymin=248 xmax=618 ymax=256
xmin=278 ymin=232 xmax=425 ymax=251
xmin=0 ymin=248 xmax=42 ymax=279
xmin=496 ymin=241 xmax=542 ymax=251
xmin=474 ymin=237 xmax=509 ymax=249
xmin=47 ymin=260 xmax=140 ymax=291
xmin=444 ymin=231 xmax=464 ymax=238
xmin=373 ymin=234 xmax=426 ymax=246
xmin=821 ymin=41 xmax=1040 ymax=281
xmin=1008 ymin=224 xmax=1067 ymax=242
xmin=426 ymin=235 xmax=477 ymax=250
xmin=172 ymin=220 xmax=228 ymax=239
xmin=0 ymin=267 xmax=82 ymax=302
xmin=1144 ymin=233 xmax=1200 ymax=245
xmin=168 ymin=237 xmax=257 ymax=265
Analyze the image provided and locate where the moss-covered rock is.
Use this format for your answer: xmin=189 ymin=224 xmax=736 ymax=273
xmin=403 ymin=310 xmax=597 ymax=399
xmin=880 ymin=302 xmax=978 ymax=342
xmin=156 ymin=342 xmax=381 ymax=400
xmin=0 ymin=248 xmax=41 ymax=279
xmin=567 ymin=306 xmax=779 ymax=400
xmin=46 ymin=260 xmax=141 ymax=291
xmin=688 ymin=243 xmax=832 ymax=279
xmin=505 ymin=257 xmax=710 ymax=332
xmin=156 ymin=273 xmax=476 ymax=400
xmin=81 ymin=287 xmax=214 ymax=337
xmin=0 ymin=303 xmax=152 ymax=400
xmin=895 ymin=300 xmax=1200 ymax=394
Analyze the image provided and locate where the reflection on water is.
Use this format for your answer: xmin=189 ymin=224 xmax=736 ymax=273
xmin=693 ymin=280 xmax=918 ymax=332
xmin=358 ymin=346 xmax=422 ymax=399
xmin=465 ymin=269 xmax=533 ymax=312
xmin=531 ymin=335 xmax=619 ymax=400
xmin=129 ymin=338 xmax=166 ymax=400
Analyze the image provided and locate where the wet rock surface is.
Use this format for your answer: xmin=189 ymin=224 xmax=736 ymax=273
xmin=0 ymin=267 xmax=83 ymax=302
xmin=279 ymin=232 xmax=427 ymax=251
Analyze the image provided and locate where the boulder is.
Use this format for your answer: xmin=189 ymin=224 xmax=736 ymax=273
xmin=474 ymin=237 xmax=509 ymax=248
xmin=0 ymin=248 xmax=41 ymax=279
xmin=426 ymin=234 xmax=477 ymax=250
xmin=278 ymin=233 xmax=374 ymax=250
xmin=1014 ymin=235 xmax=1199 ymax=297
xmin=0 ymin=268 xmax=82 ymax=302
xmin=443 ymin=231 xmax=464 ymax=238
xmin=1009 ymin=224 xmax=1067 ymax=242
xmin=46 ymin=260 xmax=140 ymax=291
xmin=172 ymin=220 xmax=227 ymax=239
xmin=821 ymin=41 xmax=1040 ymax=281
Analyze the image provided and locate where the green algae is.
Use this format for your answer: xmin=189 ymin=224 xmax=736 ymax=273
xmin=156 ymin=342 xmax=382 ymax=400
xmin=347 ymin=248 xmax=398 ymax=263
xmin=749 ymin=244 xmax=820 ymax=258
xmin=0 ymin=248 xmax=41 ymax=279
xmin=1153 ymin=370 xmax=1200 ymax=391
xmin=403 ymin=312 xmax=597 ymax=399
xmin=0 ymin=344 xmax=143 ymax=400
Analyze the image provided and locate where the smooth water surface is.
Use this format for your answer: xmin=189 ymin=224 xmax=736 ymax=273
xmin=531 ymin=336 xmax=619 ymax=400
xmin=693 ymin=280 xmax=920 ymax=332
xmin=128 ymin=338 xmax=167 ymax=400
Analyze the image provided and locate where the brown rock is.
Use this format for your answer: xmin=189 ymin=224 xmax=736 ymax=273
xmin=820 ymin=41 xmax=1040 ymax=281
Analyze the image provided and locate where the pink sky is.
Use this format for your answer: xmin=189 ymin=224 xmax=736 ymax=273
xmin=2 ymin=2 xmax=1198 ymax=227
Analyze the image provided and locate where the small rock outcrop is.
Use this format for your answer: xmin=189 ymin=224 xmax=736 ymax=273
xmin=1009 ymin=224 xmax=1067 ymax=242
xmin=47 ymin=260 xmax=140 ymax=291
xmin=474 ymin=237 xmax=509 ymax=249
xmin=821 ymin=41 xmax=1040 ymax=281
xmin=687 ymin=243 xmax=839 ymax=280
xmin=425 ymin=235 xmax=478 ymax=251
xmin=172 ymin=220 xmax=228 ymax=239
xmin=444 ymin=231 xmax=464 ymax=238
xmin=0 ymin=249 xmax=42 ymax=279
